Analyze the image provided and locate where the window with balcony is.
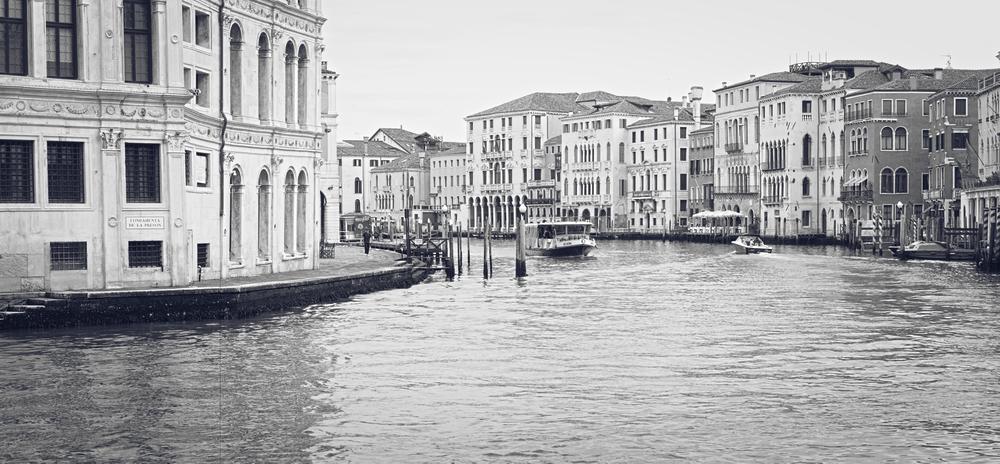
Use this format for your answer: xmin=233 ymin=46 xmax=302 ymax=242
xmin=802 ymin=100 xmax=812 ymax=113
xmin=0 ymin=0 xmax=27 ymax=76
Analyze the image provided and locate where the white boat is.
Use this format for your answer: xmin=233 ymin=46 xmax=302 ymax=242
xmin=524 ymin=222 xmax=597 ymax=257
xmin=732 ymin=235 xmax=773 ymax=254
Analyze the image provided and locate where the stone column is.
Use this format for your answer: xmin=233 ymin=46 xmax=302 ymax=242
xmin=258 ymin=45 xmax=272 ymax=124
xmin=29 ymin=0 xmax=45 ymax=78
xmin=165 ymin=131 xmax=190 ymax=286
xmin=285 ymin=52 xmax=297 ymax=127
xmin=99 ymin=128 xmax=125 ymax=288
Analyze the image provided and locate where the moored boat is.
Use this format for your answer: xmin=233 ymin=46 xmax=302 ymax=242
xmin=890 ymin=240 xmax=977 ymax=261
xmin=731 ymin=235 xmax=773 ymax=254
xmin=524 ymin=222 xmax=596 ymax=257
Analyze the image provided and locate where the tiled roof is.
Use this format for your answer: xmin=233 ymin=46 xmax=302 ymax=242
xmin=817 ymin=59 xmax=888 ymax=69
xmin=576 ymin=91 xmax=621 ymax=103
xmin=845 ymin=69 xmax=890 ymax=89
xmin=468 ymin=92 xmax=586 ymax=118
xmin=626 ymin=108 xmax=697 ymax=129
xmin=429 ymin=145 xmax=467 ymax=157
xmin=375 ymin=128 xmax=420 ymax=146
xmin=569 ymin=96 xmax=687 ymax=119
xmin=870 ymin=69 xmax=998 ymax=92
xmin=715 ymin=71 xmax=812 ymax=91
xmin=337 ymin=140 xmax=406 ymax=158
xmin=544 ymin=135 xmax=562 ymax=146
xmin=371 ymin=153 xmax=427 ymax=172
xmin=761 ymin=78 xmax=824 ymax=99
xmin=690 ymin=126 xmax=714 ymax=135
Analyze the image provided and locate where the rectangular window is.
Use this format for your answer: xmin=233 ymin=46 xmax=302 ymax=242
xmin=802 ymin=210 xmax=811 ymax=227
xmin=680 ymin=127 xmax=687 ymax=139
xmin=197 ymin=243 xmax=210 ymax=268
xmin=881 ymin=99 xmax=893 ymax=115
xmin=0 ymin=0 xmax=27 ymax=75
xmin=46 ymin=0 xmax=78 ymax=79
xmin=534 ymin=137 xmax=541 ymax=149
xmin=47 ymin=141 xmax=84 ymax=203
xmin=125 ymin=143 xmax=160 ymax=203
xmin=952 ymin=131 xmax=968 ymax=150
xmin=183 ymin=67 xmax=192 ymax=89
xmin=922 ymin=129 xmax=930 ymax=150
xmin=679 ymin=173 xmax=687 ymax=191
xmin=640 ymin=131 xmax=645 ymax=142
xmin=680 ymin=199 xmax=687 ymax=212
xmin=181 ymin=5 xmax=191 ymax=42
xmin=895 ymin=99 xmax=906 ymax=116
xmin=50 ymin=241 xmax=87 ymax=270
xmin=128 ymin=240 xmax=162 ymax=268
xmin=534 ymin=115 xmax=541 ymax=125
xmin=604 ymin=119 xmax=611 ymax=128
xmin=955 ymin=98 xmax=968 ymax=116
xmin=922 ymin=173 xmax=929 ymax=191
xmin=195 ymin=152 xmax=210 ymax=187
xmin=522 ymin=137 xmax=527 ymax=150
xmin=680 ymin=147 xmax=687 ymax=161
xmin=620 ymin=119 xmax=626 ymax=128
xmin=195 ymin=70 xmax=210 ymax=106
xmin=922 ymin=99 xmax=929 ymax=116
xmin=123 ymin=0 xmax=152 ymax=83
xmin=802 ymin=100 xmax=812 ymax=113
xmin=0 ymin=139 xmax=33 ymax=203
xmin=631 ymin=132 xmax=636 ymax=143
xmin=184 ymin=150 xmax=192 ymax=185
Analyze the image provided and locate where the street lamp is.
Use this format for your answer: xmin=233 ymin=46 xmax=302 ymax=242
xmin=896 ymin=200 xmax=905 ymax=244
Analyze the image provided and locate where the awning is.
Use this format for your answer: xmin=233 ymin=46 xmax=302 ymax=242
xmin=844 ymin=175 xmax=868 ymax=187
xmin=692 ymin=210 xmax=745 ymax=219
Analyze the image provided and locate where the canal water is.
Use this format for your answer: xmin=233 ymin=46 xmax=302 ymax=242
xmin=2 ymin=241 xmax=1000 ymax=462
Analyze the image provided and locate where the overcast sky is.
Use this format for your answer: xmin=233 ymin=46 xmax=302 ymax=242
xmin=323 ymin=0 xmax=1000 ymax=142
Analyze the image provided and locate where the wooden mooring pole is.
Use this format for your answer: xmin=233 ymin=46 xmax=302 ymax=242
xmin=456 ymin=224 xmax=463 ymax=275
xmin=483 ymin=220 xmax=489 ymax=279
xmin=515 ymin=206 xmax=527 ymax=278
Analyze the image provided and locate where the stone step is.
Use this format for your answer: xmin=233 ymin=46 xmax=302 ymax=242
xmin=9 ymin=305 xmax=46 ymax=311
xmin=25 ymin=298 xmax=68 ymax=308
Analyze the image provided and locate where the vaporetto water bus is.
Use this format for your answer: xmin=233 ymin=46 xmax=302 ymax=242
xmin=524 ymin=222 xmax=597 ymax=257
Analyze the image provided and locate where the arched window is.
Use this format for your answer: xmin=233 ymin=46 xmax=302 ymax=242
xmin=618 ymin=142 xmax=625 ymax=162
xmin=229 ymin=24 xmax=243 ymax=116
xmin=880 ymin=127 xmax=893 ymax=150
xmin=257 ymin=170 xmax=271 ymax=259
xmin=880 ymin=168 xmax=894 ymax=193
xmin=802 ymin=176 xmax=811 ymax=197
xmin=606 ymin=142 xmax=611 ymax=161
xmin=894 ymin=168 xmax=908 ymax=193
xmin=574 ymin=145 xmax=578 ymax=163
xmin=229 ymin=169 xmax=244 ymax=263
xmin=754 ymin=116 xmax=760 ymax=143
xmin=573 ymin=179 xmax=578 ymax=195
xmin=284 ymin=41 xmax=297 ymax=125
xmin=894 ymin=127 xmax=907 ymax=151
xmin=596 ymin=143 xmax=601 ymax=159
xmin=296 ymin=170 xmax=308 ymax=252
xmin=802 ymin=134 xmax=812 ymax=166
xmin=257 ymin=34 xmax=272 ymax=122
xmin=354 ymin=177 xmax=362 ymax=194
xmin=283 ymin=170 xmax=295 ymax=254
xmin=821 ymin=134 xmax=827 ymax=163
xmin=297 ymin=44 xmax=309 ymax=127
xmin=862 ymin=128 xmax=868 ymax=152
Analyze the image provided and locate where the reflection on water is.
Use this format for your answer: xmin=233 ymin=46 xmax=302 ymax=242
xmin=1 ymin=241 xmax=999 ymax=462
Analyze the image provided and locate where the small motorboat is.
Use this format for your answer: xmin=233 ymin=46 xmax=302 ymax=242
xmin=890 ymin=240 xmax=977 ymax=261
xmin=524 ymin=222 xmax=597 ymax=257
xmin=732 ymin=235 xmax=773 ymax=254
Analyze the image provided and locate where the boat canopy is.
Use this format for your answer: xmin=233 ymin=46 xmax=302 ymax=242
xmin=692 ymin=210 xmax=744 ymax=219
xmin=526 ymin=222 xmax=592 ymax=241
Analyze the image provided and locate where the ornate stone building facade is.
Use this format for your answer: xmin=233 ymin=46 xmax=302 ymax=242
xmin=0 ymin=0 xmax=334 ymax=292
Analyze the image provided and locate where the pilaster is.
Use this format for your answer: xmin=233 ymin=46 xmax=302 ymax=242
xmin=100 ymin=128 xmax=125 ymax=287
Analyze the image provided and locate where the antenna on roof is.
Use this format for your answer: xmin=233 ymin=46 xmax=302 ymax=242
xmin=942 ymin=54 xmax=953 ymax=69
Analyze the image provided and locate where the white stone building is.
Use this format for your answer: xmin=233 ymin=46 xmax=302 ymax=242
xmin=625 ymin=89 xmax=711 ymax=231
xmin=430 ymin=145 xmax=470 ymax=228
xmin=0 ymin=0 xmax=333 ymax=292
xmin=962 ymin=70 xmax=1000 ymax=227
xmin=465 ymin=93 xmax=579 ymax=233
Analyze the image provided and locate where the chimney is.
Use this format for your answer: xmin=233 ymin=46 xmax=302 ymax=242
xmin=682 ymin=95 xmax=688 ymax=107
xmin=673 ymin=107 xmax=679 ymax=119
xmin=934 ymin=67 xmax=944 ymax=80
xmin=689 ymin=86 xmax=704 ymax=102
xmin=891 ymin=70 xmax=902 ymax=81
xmin=909 ymin=76 xmax=918 ymax=90
xmin=722 ymin=81 xmax=728 ymax=87
xmin=667 ymin=97 xmax=672 ymax=102
xmin=750 ymin=74 xmax=756 ymax=79
xmin=694 ymin=99 xmax=702 ymax=129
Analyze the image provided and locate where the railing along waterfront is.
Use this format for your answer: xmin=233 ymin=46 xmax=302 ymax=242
xmin=845 ymin=109 xmax=872 ymax=121
xmin=762 ymin=162 xmax=785 ymax=172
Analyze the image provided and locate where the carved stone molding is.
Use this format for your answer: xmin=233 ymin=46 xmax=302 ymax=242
xmin=101 ymin=128 xmax=124 ymax=150
xmin=270 ymin=154 xmax=284 ymax=168
xmin=165 ymin=130 xmax=189 ymax=151
xmin=225 ymin=152 xmax=236 ymax=168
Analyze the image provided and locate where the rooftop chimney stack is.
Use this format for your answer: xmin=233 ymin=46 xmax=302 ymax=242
xmin=750 ymin=74 xmax=756 ymax=79
xmin=934 ymin=67 xmax=944 ymax=80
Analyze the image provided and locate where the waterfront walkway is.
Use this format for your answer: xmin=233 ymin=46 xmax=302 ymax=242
xmin=0 ymin=246 xmax=430 ymax=330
